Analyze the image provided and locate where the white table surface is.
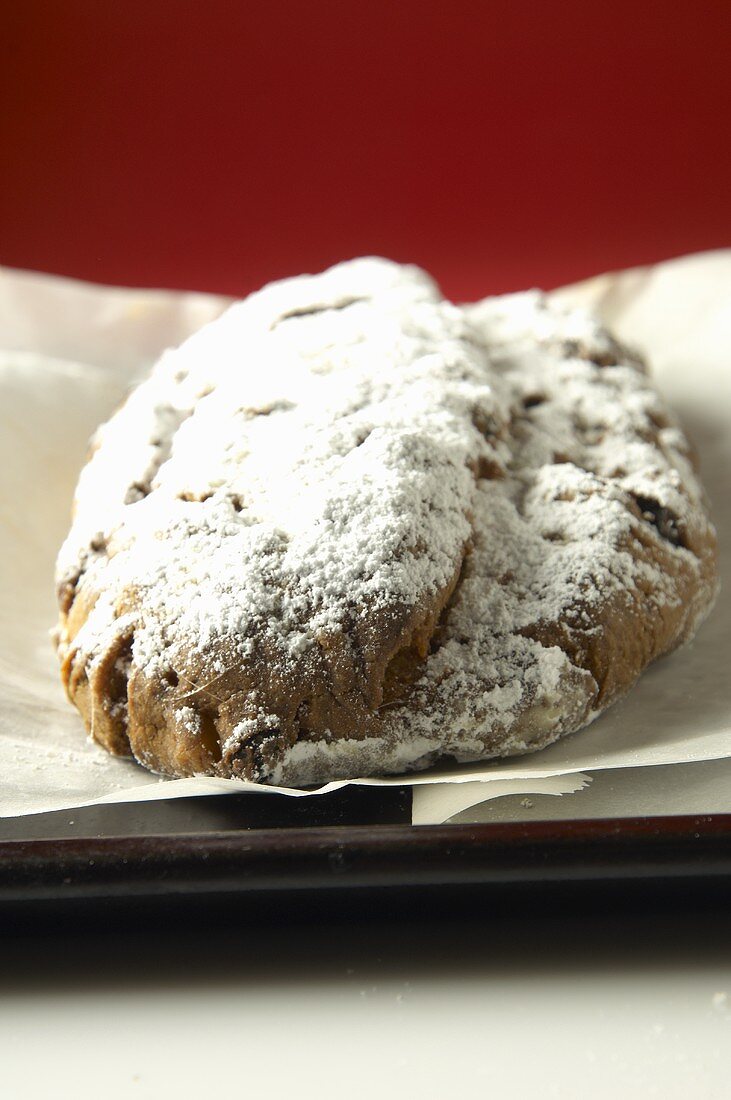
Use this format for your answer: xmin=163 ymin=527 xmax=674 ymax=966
xmin=1 ymin=902 xmax=730 ymax=1099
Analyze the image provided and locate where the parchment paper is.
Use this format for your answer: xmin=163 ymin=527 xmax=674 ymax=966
xmin=1 ymin=253 xmax=729 ymax=818
xmin=445 ymin=758 xmax=731 ymax=826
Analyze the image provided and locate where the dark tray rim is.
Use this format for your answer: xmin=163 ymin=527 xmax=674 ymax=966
xmin=2 ymin=813 xmax=731 ymax=904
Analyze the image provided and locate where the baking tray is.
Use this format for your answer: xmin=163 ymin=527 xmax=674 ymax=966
xmin=2 ymin=789 xmax=731 ymax=927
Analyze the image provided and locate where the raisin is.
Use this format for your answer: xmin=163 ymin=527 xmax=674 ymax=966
xmin=633 ymin=494 xmax=684 ymax=548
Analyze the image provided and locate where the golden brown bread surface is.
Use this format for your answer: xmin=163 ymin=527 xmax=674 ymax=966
xmin=54 ymin=259 xmax=718 ymax=784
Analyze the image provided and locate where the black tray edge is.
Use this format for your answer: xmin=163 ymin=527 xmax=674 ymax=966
xmin=2 ymin=814 xmax=731 ymax=903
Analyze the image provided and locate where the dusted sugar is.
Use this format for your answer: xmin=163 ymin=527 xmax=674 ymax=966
xmin=54 ymin=258 xmax=718 ymax=784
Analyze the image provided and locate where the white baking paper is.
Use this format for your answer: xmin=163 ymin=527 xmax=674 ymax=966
xmin=410 ymin=773 xmax=592 ymax=826
xmin=1 ymin=253 xmax=729 ymax=817
xmin=444 ymin=758 xmax=731 ymax=826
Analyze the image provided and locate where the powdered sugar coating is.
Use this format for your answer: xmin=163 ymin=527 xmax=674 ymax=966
xmin=55 ymin=259 xmax=718 ymax=784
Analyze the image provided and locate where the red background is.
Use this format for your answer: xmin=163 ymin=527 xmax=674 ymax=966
xmin=2 ymin=1 xmax=730 ymax=301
